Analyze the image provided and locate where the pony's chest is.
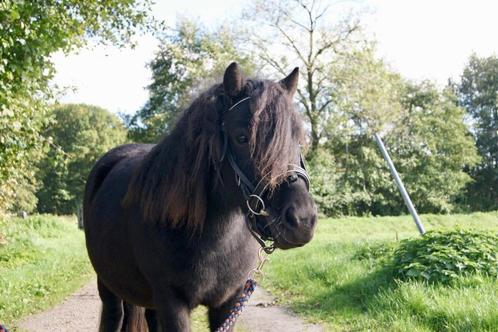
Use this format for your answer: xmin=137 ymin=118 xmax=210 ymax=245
xmin=184 ymin=236 xmax=259 ymax=307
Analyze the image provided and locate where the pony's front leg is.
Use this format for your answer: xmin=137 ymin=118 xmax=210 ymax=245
xmin=153 ymin=289 xmax=191 ymax=332
xmin=207 ymin=287 xmax=244 ymax=332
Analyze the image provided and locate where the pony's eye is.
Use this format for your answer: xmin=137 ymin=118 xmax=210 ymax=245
xmin=237 ymin=135 xmax=249 ymax=144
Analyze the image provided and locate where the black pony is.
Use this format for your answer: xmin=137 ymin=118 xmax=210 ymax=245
xmin=83 ymin=63 xmax=317 ymax=331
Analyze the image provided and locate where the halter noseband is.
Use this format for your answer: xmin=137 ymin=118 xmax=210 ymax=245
xmin=219 ymin=96 xmax=310 ymax=253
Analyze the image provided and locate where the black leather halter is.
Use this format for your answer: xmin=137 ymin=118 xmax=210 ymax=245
xmin=219 ymin=96 xmax=310 ymax=253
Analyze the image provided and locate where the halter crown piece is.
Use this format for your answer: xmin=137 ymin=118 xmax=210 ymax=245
xmin=219 ymin=95 xmax=311 ymax=254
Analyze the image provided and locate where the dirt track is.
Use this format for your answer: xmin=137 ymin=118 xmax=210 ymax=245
xmin=19 ymin=281 xmax=101 ymax=331
xmin=18 ymin=279 xmax=323 ymax=332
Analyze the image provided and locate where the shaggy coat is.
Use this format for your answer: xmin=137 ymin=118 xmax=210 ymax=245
xmin=84 ymin=63 xmax=316 ymax=332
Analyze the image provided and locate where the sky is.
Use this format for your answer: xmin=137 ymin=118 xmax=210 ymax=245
xmin=51 ymin=0 xmax=498 ymax=115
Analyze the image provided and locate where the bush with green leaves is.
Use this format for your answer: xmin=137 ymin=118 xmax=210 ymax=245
xmin=391 ymin=230 xmax=498 ymax=283
xmin=353 ymin=241 xmax=397 ymax=264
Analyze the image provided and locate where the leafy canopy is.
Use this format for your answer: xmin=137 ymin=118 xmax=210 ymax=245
xmin=458 ymin=54 xmax=498 ymax=211
xmin=244 ymin=0 xmax=363 ymax=152
xmin=36 ymin=104 xmax=127 ymax=215
xmin=0 ymin=0 xmax=155 ymax=213
xmin=310 ymin=50 xmax=478 ymax=216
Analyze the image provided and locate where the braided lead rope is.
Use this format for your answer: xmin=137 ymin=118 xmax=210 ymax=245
xmin=214 ymin=279 xmax=257 ymax=332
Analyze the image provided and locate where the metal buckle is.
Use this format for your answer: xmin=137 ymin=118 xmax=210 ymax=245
xmin=247 ymin=194 xmax=269 ymax=216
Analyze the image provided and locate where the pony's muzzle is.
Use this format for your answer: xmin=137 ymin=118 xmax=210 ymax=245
xmin=283 ymin=205 xmax=317 ymax=231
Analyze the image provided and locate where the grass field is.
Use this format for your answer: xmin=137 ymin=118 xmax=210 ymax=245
xmin=0 ymin=215 xmax=94 ymax=326
xmin=262 ymin=212 xmax=498 ymax=332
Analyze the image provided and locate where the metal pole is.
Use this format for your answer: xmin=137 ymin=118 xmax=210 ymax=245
xmin=374 ymin=133 xmax=426 ymax=235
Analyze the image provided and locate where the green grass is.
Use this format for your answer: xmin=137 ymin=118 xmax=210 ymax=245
xmin=0 ymin=215 xmax=94 ymax=327
xmin=261 ymin=211 xmax=498 ymax=332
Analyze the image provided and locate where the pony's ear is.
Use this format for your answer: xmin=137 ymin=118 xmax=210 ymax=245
xmin=280 ymin=67 xmax=299 ymax=96
xmin=223 ymin=62 xmax=245 ymax=97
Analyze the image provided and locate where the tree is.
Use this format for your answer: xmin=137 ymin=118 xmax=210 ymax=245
xmin=307 ymin=148 xmax=344 ymax=216
xmin=0 ymin=0 xmax=155 ymax=213
xmin=385 ymin=83 xmax=479 ymax=214
xmin=315 ymin=70 xmax=479 ymax=216
xmin=126 ymin=18 xmax=256 ymax=142
xmin=458 ymin=54 xmax=498 ymax=211
xmin=244 ymin=0 xmax=363 ymax=152
xmin=312 ymin=47 xmax=405 ymax=215
xmin=36 ymin=104 xmax=127 ymax=214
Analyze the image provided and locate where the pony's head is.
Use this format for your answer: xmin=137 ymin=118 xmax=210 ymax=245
xmin=125 ymin=62 xmax=317 ymax=249
xmin=218 ymin=63 xmax=317 ymax=250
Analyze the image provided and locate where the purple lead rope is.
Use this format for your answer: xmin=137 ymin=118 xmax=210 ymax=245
xmin=214 ymin=279 xmax=257 ymax=332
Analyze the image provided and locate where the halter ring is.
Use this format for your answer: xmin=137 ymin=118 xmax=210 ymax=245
xmin=247 ymin=194 xmax=268 ymax=216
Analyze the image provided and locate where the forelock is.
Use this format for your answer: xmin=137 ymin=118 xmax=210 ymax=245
xmin=247 ymin=80 xmax=304 ymax=188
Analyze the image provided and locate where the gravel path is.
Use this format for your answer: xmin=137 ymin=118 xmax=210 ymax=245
xmin=239 ymin=286 xmax=324 ymax=332
xmin=19 ymin=280 xmax=101 ymax=331
xmin=18 ymin=279 xmax=323 ymax=332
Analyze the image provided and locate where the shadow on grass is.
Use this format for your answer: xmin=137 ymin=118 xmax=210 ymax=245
xmin=288 ymin=267 xmax=498 ymax=332
xmin=289 ymin=267 xmax=397 ymax=320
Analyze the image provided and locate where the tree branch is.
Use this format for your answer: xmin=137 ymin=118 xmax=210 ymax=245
xmin=272 ymin=23 xmax=308 ymax=64
xmin=312 ymin=23 xmax=360 ymax=63
xmin=317 ymin=97 xmax=334 ymax=114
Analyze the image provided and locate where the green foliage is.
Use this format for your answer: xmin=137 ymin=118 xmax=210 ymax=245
xmin=386 ymin=83 xmax=479 ymax=214
xmin=313 ymin=74 xmax=479 ymax=216
xmin=36 ymin=104 xmax=127 ymax=214
xmin=329 ymin=46 xmax=405 ymax=136
xmin=0 ymin=91 xmax=49 ymax=214
xmin=458 ymin=54 xmax=498 ymax=211
xmin=0 ymin=215 xmax=94 ymax=323
xmin=353 ymin=241 xmax=397 ymax=264
xmin=307 ymin=149 xmax=342 ymax=216
xmin=126 ymin=18 xmax=256 ymax=142
xmin=263 ymin=212 xmax=498 ymax=331
xmin=392 ymin=230 xmax=498 ymax=283
xmin=0 ymin=0 xmax=154 ymax=214
xmin=305 ymin=48 xmax=404 ymax=216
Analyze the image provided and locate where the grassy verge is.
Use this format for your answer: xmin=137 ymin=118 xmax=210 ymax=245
xmin=261 ymin=212 xmax=498 ymax=332
xmin=0 ymin=215 xmax=94 ymax=326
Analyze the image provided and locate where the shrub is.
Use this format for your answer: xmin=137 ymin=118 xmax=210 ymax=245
xmin=353 ymin=242 xmax=397 ymax=264
xmin=391 ymin=229 xmax=498 ymax=283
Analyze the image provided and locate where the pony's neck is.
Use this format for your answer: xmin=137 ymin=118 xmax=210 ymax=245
xmin=209 ymin=159 xmax=248 ymax=212
xmin=203 ymin=167 xmax=249 ymax=233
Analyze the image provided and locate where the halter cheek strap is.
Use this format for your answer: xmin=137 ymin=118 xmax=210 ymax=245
xmin=219 ymin=96 xmax=251 ymax=163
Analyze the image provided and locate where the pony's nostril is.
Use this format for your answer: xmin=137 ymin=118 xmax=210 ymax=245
xmin=310 ymin=213 xmax=317 ymax=228
xmin=285 ymin=206 xmax=300 ymax=228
